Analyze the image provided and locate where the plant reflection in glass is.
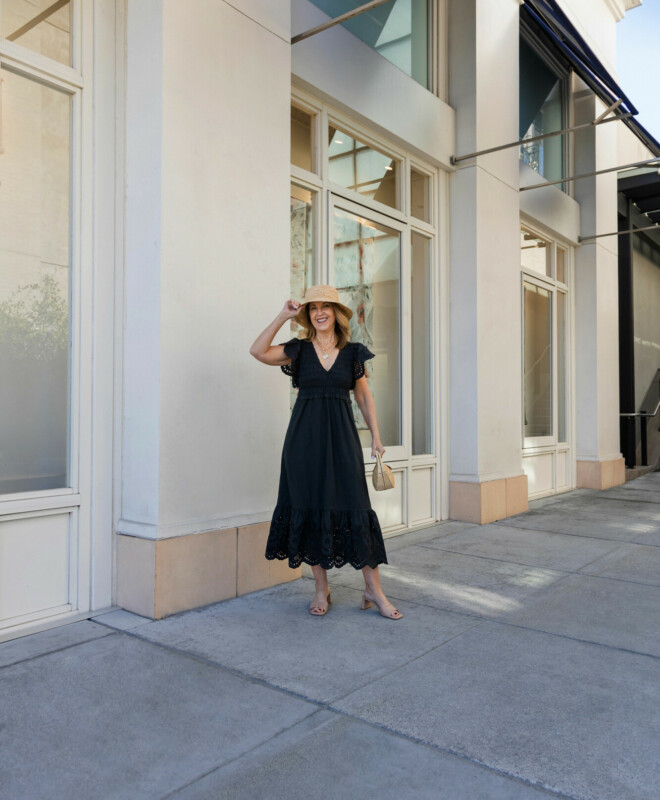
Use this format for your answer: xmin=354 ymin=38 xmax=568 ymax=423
xmin=0 ymin=274 xmax=69 ymax=493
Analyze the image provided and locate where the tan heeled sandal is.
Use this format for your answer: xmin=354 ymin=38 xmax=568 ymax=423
xmin=360 ymin=592 xmax=403 ymax=620
xmin=309 ymin=592 xmax=332 ymax=616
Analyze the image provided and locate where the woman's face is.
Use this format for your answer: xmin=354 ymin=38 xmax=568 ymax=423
xmin=307 ymin=301 xmax=336 ymax=336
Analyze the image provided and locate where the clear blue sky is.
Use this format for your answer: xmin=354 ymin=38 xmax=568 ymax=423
xmin=617 ymin=1 xmax=660 ymax=140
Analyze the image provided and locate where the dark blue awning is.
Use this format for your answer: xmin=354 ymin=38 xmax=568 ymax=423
xmin=521 ymin=0 xmax=636 ymax=114
xmin=521 ymin=0 xmax=660 ymax=155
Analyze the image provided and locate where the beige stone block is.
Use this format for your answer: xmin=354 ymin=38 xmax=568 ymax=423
xmin=116 ymin=534 xmax=156 ymax=619
xmin=576 ymin=460 xmax=602 ymax=489
xmin=154 ymin=528 xmax=237 ymax=619
xmin=237 ymin=521 xmax=301 ymax=596
xmin=577 ymin=458 xmax=625 ymax=491
xmin=603 ymin=457 xmax=625 ymax=489
xmin=612 ymin=457 xmax=626 ymax=488
xmin=480 ymin=478 xmax=507 ymax=524
xmin=506 ymin=474 xmax=529 ymax=517
xmin=450 ymin=477 xmax=526 ymax=525
xmin=449 ymin=481 xmax=482 ymax=524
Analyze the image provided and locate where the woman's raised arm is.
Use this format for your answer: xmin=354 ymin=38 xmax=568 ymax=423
xmin=249 ymin=300 xmax=300 ymax=366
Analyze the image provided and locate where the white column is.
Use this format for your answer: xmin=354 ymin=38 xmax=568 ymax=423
xmin=573 ymin=92 xmax=625 ymax=488
xmin=447 ymin=0 xmax=528 ymax=523
xmin=118 ymin=0 xmax=295 ymax=618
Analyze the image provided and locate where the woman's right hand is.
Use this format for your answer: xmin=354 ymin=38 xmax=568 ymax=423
xmin=281 ymin=299 xmax=301 ymax=320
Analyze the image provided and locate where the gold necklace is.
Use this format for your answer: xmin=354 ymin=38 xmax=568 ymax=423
xmin=315 ymin=335 xmax=337 ymax=360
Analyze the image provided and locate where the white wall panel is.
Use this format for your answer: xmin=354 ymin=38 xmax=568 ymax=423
xmin=0 ymin=513 xmax=72 ymax=626
xmin=120 ymin=0 xmax=292 ymax=537
xmin=226 ymin=0 xmax=290 ymax=40
xmin=519 ymin=163 xmax=580 ymax=246
xmin=123 ymin=0 xmax=164 ymax=528
xmin=557 ymin=450 xmax=569 ymax=489
xmin=411 ymin=466 xmax=434 ymax=523
xmin=158 ymin=0 xmax=291 ymax=527
xmin=523 ymin=452 xmax=554 ymax=496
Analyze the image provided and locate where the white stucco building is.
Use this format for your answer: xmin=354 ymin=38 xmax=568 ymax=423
xmin=1 ymin=0 xmax=657 ymax=640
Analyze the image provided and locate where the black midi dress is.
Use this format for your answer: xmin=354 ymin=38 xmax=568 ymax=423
xmin=265 ymin=337 xmax=388 ymax=571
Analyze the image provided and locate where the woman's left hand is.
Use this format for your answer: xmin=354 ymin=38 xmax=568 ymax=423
xmin=371 ymin=440 xmax=386 ymax=459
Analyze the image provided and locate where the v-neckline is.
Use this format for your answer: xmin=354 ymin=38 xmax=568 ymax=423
xmin=310 ymin=339 xmax=341 ymax=373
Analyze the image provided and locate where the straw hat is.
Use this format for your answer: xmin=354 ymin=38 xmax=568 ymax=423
xmin=294 ymin=284 xmax=354 ymax=326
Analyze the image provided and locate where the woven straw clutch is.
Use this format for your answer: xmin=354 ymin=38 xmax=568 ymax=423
xmin=372 ymin=452 xmax=395 ymax=491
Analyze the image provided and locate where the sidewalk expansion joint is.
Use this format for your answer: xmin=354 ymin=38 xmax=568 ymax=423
xmin=494 ymin=518 xmax=660 ymax=547
xmin=321 ymin=709 xmax=581 ymax=800
xmin=156 ymin=709 xmax=328 ymax=800
xmin=323 ymin=571 xmax=660 ymax=662
xmin=0 ymin=629 xmax=117 ymax=671
xmin=487 ymin=617 xmax=660 ymax=662
xmin=328 ymin=619 xmax=486 ymax=706
xmin=591 ymin=495 xmax=660 ymax=506
xmin=415 ymin=540 xmax=590 ymax=574
xmin=95 ymin=622 xmax=576 ymax=800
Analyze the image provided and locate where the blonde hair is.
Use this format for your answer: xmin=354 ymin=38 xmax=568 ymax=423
xmin=298 ymin=302 xmax=351 ymax=348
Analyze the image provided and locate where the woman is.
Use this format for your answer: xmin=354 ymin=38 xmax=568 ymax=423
xmin=249 ymin=285 xmax=402 ymax=620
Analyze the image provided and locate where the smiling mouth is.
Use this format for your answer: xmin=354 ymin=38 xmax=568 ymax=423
xmin=317 ymin=317 xmax=329 ymax=323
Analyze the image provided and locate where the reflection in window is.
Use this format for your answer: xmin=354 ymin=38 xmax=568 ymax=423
xmin=521 ymin=227 xmax=550 ymax=277
xmin=556 ymin=247 xmax=566 ymax=284
xmin=290 ymin=184 xmax=314 ymax=331
xmin=1 ymin=0 xmax=71 ymax=67
xmin=524 ymin=282 xmax=553 ymax=438
xmin=291 ymin=105 xmax=313 ymax=173
xmin=411 ymin=232 xmax=432 ymax=454
xmin=0 ymin=69 xmax=71 ymax=493
xmin=309 ymin=0 xmax=429 ymax=88
xmin=411 ymin=168 xmax=430 ymax=222
xmin=519 ymin=38 xmax=564 ymax=184
xmin=328 ymin=128 xmax=398 ymax=208
xmin=333 ymin=208 xmax=400 ymax=447
xmin=558 ymin=291 xmax=567 ymax=442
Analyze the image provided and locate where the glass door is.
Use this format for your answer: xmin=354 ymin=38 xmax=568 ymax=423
xmin=521 ymin=224 xmax=573 ymax=496
xmin=329 ymin=195 xmax=406 ymax=461
xmin=523 ymin=278 xmax=555 ymax=446
xmin=0 ymin=66 xmax=72 ymax=495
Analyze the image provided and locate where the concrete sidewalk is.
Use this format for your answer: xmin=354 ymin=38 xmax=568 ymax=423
xmin=2 ymin=474 xmax=660 ymax=800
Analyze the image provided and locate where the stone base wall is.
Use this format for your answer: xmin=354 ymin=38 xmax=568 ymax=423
xmin=449 ymin=475 xmax=529 ymax=525
xmin=116 ymin=522 xmax=300 ymax=619
xmin=576 ymin=458 xmax=626 ymax=490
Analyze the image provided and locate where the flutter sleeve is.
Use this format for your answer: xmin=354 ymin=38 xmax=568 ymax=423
xmin=352 ymin=342 xmax=375 ymax=388
xmin=278 ymin=337 xmax=303 ymax=388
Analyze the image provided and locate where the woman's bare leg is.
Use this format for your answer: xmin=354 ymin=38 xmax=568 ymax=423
xmin=310 ymin=564 xmax=331 ymax=615
xmin=361 ymin=566 xmax=402 ymax=619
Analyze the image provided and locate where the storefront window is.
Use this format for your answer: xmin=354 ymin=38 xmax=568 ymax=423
xmin=332 ymin=207 xmax=401 ymax=447
xmin=0 ymin=68 xmax=71 ymax=493
xmin=1 ymin=0 xmax=72 ymax=67
xmin=290 ymin=184 xmax=315 ymax=331
xmin=308 ymin=0 xmax=429 ymax=88
xmin=411 ymin=168 xmax=430 ymax=222
xmin=557 ymin=290 xmax=567 ymax=442
xmin=289 ymin=95 xmax=438 ymax=484
xmin=328 ymin=127 xmax=398 ymax=209
xmin=556 ymin=247 xmax=566 ymax=284
xmin=521 ymin=227 xmax=550 ymax=277
xmin=411 ymin=231 xmax=432 ymax=454
xmin=291 ymin=104 xmax=314 ymax=173
xmin=523 ymin=281 xmax=553 ymax=439
xmin=519 ymin=37 xmax=565 ymax=185
xmin=521 ymin=226 xmax=571 ymax=450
